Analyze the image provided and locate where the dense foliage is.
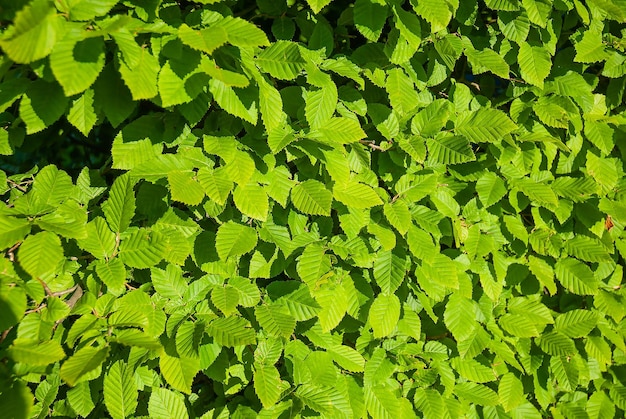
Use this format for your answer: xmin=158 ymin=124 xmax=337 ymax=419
xmin=1 ymin=0 xmax=626 ymax=417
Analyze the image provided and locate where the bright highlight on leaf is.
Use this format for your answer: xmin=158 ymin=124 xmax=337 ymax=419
xmin=215 ymin=221 xmax=258 ymax=260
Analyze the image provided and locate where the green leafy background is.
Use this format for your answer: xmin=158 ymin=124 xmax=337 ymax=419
xmin=1 ymin=0 xmax=626 ymax=418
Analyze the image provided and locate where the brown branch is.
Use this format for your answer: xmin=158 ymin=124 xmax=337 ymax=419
xmin=65 ymin=285 xmax=83 ymax=310
xmin=51 ymin=285 xmax=79 ymax=297
xmin=36 ymin=277 xmax=53 ymax=297
xmin=359 ymin=140 xmax=386 ymax=151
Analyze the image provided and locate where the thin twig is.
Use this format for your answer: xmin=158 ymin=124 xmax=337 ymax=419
xmin=359 ymin=140 xmax=386 ymax=151
xmin=24 ymin=304 xmax=46 ymax=315
xmin=65 ymin=285 xmax=83 ymax=310
xmin=51 ymin=285 xmax=78 ymax=297
xmin=36 ymin=277 xmax=53 ymax=297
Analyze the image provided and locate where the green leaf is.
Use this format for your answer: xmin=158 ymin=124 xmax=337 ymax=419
xmin=555 ymin=309 xmax=597 ymax=338
xmin=265 ymin=166 xmax=295 ymax=207
xmin=291 ymin=180 xmax=333 ymax=216
xmin=306 ymin=0 xmax=333 ymax=14
xmin=50 ymin=28 xmax=105 ymax=96
xmin=168 ymin=171 xmax=205 ymax=206
xmin=224 ymin=151 xmax=257 ymax=185
xmin=255 ymin=304 xmax=296 ymax=338
xmin=518 ymin=43 xmax=552 ymax=88
xmin=456 ymin=108 xmax=517 ymax=143
xmin=455 ymin=382 xmax=499 ymax=406
xmin=119 ymin=228 xmax=166 ymax=269
xmin=60 ymin=345 xmax=110 ymax=387
xmin=206 ymin=316 xmax=256 ymax=347
xmin=31 ymin=165 xmax=74 ymax=209
xmin=528 ymin=255 xmax=556 ymax=295
xmin=609 ymin=386 xmax=626 ymax=412
xmin=532 ymin=95 xmax=578 ymax=129
xmin=383 ymin=200 xmax=411 ymax=235
xmin=465 ymin=48 xmax=510 ymax=79
xmin=151 ymin=264 xmax=186 ymax=301
xmin=490 ymin=0 xmax=524 ymax=14
xmin=158 ymin=58 xmax=207 ymax=108
xmin=333 ymin=181 xmax=383 ymax=209
xmin=67 ymin=89 xmax=97 ymax=136
xmin=0 ymin=282 xmax=26 ymax=331
xmin=211 ymin=285 xmax=240 ymax=316
xmin=58 ymin=0 xmax=120 ymax=21
xmin=305 ymin=82 xmax=338 ymax=128
xmin=215 ymin=221 xmax=258 ymax=260
xmin=587 ymin=392 xmax=615 ymax=419
xmin=66 ymin=382 xmax=95 ymax=417
xmin=258 ymin=77 xmax=285 ymax=132
xmin=277 ymin=284 xmax=321 ymax=321
xmin=0 ymin=216 xmax=31 ymax=250
xmin=117 ymin=48 xmax=160 ymax=100
xmin=575 ymin=27 xmax=610 ymax=63
xmin=444 ymin=294 xmax=477 ymax=341
xmin=498 ymin=373 xmax=524 ymax=412
xmin=208 ymin=78 xmax=257 ymax=124
xmin=373 ymin=250 xmax=406 ymax=295
xmin=51 ymin=209 xmax=97 ymax=247
xmin=257 ymin=41 xmax=307 ymax=80
xmin=369 ymin=293 xmax=400 ymax=338
xmin=177 ymin=24 xmax=227 ymax=54
xmin=411 ymin=99 xmax=451 ymax=138
xmin=229 ymin=276 xmax=261 ymax=307
xmin=328 ymin=344 xmax=366 ymax=372
xmin=555 ymin=259 xmax=598 ymax=295
xmin=315 ymin=283 xmax=349 ymax=332
xmin=393 ymin=5 xmax=422 ymax=49
xmin=148 ymin=388 xmax=189 ymax=419
xmin=522 ymin=0 xmax=551 ymax=27
xmin=310 ymin=117 xmax=367 ymax=144
xmin=233 ymin=183 xmax=269 ymax=221
xmin=498 ymin=11 xmax=530 ymax=44
xmin=7 ymin=339 xmax=65 ymax=366
xmin=102 ymin=173 xmax=136 ymax=234
xmin=564 ymin=235 xmax=612 ymax=263
xmin=414 ymin=389 xmax=446 ymax=419
xmin=587 ymin=152 xmax=620 ymax=194
xmin=585 ymin=120 xmax=615 ymax=156
xmin=0 ymin=380 xmax=33 ymax=419
xmin=197 ymin=167 xmax=233 ymax=206
xmin=412 ymin=0 xmax=453 ymax=32
xmin=476 ymin=172 xmax=507 ymax=208
xmin=103 ymin=361 xmax=138 ymax=419
xmin=0 ymin=0 xmax=64 ymax=64
xmin=386 ymin=68 xmax=419 ymax=116
xmin=296 ymin=384 xmax=339 ymax=415
xmin=0 ymin=77 xmax=29 ymax=114
xmin=537 ymin=331 xmax=576 ymax=356
xmin=77 ymin=217 xmax=116 ymax=259
xmin=254 ymin=363 xmax=283 ymax=408
xmin=95 ymin=259 xmax=126 ymax=295
xmin=19 ymin=80 xmax=68 ymax=134
xmin=427 ymin=135 xmax=476 ymax=164
xmin=93 ymin=64 xmax=135 ymax=128
xmin=513 ymin=178 xmax=558 ymax=206
xmin=354 ymin=0 xmax=388 ymax=41
xmin=297 ymin=244 xmax=332 ymax=288
xmin=364 ymin=385 xmax=401 ymax=418
xmin=159 ymin=353 xmax=200 ymax=394
xmin=113 ymin=329 xmax=162 ymax=350
xmin=212 ymin=16 xmax=270 ymax=48
xmin=17 ymin=231 xmax=64 ymax=278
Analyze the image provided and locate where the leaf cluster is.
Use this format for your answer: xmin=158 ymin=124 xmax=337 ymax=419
xmin=1 ymin=0 xmax=626 ymax=418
